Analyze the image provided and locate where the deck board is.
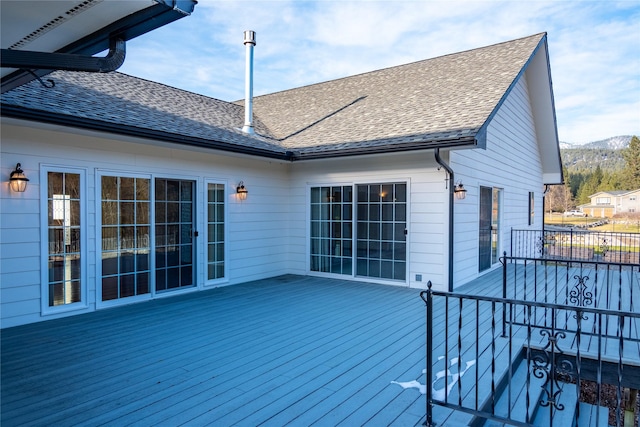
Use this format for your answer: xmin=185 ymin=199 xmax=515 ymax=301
xmin=3 ymin=266 xmax=638 ymax=426
xmin=1 ymin=275 xmax=432 ymax=426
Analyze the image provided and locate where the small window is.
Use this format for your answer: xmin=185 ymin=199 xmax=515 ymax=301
xmin=42 ymin=167 xmax=86 ymax=313
xmin=206 ymin=182 xmax=226 ymax=281
xmin=528 ymin=192 xmax=534 ymax=225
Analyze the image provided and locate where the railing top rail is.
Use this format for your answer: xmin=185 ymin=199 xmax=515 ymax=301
xmin=419 ymin=289 xmax=640 ymax=319
xmin=512 ymin=228 xmax=640 ymax=235
xmin=499 ymin=254 xmax=640 ymax=268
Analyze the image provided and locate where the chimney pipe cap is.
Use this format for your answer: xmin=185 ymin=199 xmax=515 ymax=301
xmin=243 ymin=30 xmax=256 ymax=45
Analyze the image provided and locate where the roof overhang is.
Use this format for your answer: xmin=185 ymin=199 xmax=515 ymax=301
xmin=474 ymin=34 xmax=563 ymax=185
xmin=1 ymin=0 xmax=196 ymax=93
xmin=524 ymin=37 xmax=564 ymax=185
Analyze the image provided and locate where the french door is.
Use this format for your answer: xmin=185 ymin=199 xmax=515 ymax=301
xmin=100 ymin=176 xmax=195 ymax=303
xmin=155 ymin=178 xmax=196 ymax=291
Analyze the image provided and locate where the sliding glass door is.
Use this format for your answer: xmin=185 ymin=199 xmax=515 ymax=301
xmin=355 ymin=183 xmax=406 ymax=281
xmin=310 ymin=182 xmax=407 ymax=282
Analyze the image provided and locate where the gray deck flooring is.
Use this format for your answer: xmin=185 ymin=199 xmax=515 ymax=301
xmin=2 ymin=275 xmax=442 ymax=427
xmin=3 ymin=266 xmax=637 ymax=426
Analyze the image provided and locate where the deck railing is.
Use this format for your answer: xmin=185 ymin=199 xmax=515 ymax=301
xmin=421 ymin=285 xmax=640 ymax=427
xmin=510 ymin=229 xmax=640 ymax=264
xmin=501 ymin=256 xmax=640 ymax=341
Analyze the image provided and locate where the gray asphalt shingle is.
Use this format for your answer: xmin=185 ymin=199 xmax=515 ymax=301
xmin=1 ymin=33 xmax=546 ymax=159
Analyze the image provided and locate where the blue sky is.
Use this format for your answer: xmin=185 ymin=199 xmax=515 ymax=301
xmin=119 ymin=0 xmax=639 ymax=144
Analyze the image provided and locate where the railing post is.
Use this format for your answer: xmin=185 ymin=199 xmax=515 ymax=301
xmin=421 ymin=282 xmax=435 ymax=426
xmin=510 ymin=227 xmax=513 ymax=259
xmin=570 ymin=227 xmax=574 ymax=260
xmin=501 ymin=252 xmax=507 ymax=337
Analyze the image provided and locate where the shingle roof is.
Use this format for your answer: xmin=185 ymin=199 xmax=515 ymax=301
xmin=1 ymin=71 xmax=289 ymax=157
xmin=247 ymin=33 xmax=546 ymax=157
xmin=1 ymin=33 xmax=547 ymax=160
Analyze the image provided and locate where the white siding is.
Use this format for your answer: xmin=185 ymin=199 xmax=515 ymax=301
xmin=1 ymin=122 xmax=291 ymax=327
xmin=1 ymin=72 xmax=551 ymax=326
xmin=450 ymin=76 xmax=544 ymax=287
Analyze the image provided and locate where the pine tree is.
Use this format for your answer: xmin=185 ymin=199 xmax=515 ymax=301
xmin=622 ymin=135 xmax=640 ymax=188
xmin=577 ymin=165 xmax=603 ymax=204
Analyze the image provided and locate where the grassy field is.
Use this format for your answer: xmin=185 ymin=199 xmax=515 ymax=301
xmin=545 ymin=213 xmax=640 ymax=233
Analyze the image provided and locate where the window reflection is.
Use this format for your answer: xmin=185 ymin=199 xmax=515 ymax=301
xmin=47 ymin=172 xmax=81 ymax=306
xmin=207 ymin=183 xmax=225 ymax=280
xmin=101 ymin=176 xmax=151 ymax=301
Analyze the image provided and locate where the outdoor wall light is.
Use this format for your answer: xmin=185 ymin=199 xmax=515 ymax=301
xmin=454 ymin=181 xmax=467 ymax=200
xmin=9 ymin=163 xmax=29 ymax=193
xmin=236 ymin=181 xmax=248 ymax=200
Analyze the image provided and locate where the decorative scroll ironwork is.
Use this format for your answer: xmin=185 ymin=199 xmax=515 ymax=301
xmin=599 ymin=237 xmax=610 ymax=258
xmin=532 ymin=329 xmax=572 ymax=411
xmin=535 ymin=236 xmax=544 ymax=257
xmin=569 ymin=275 xmax=593 ymax=308
xmin=569 ymin=274 xmax=593 ymax=320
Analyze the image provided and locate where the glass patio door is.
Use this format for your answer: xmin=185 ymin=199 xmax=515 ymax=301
xmin=355 ymin=183 xmax=407 ymax=281
xmin=309 ymin=182 xmax=407 ymax=282
xmin=155 ymin=179 xmax=196 ymax=291
xmin=479 ymin=186 xmax=501 ymax=272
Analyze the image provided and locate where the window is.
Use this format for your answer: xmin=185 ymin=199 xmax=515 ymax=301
xmin=528 ymin=192 xmax=534 ymax=225
xmin=479 ymin=186 xmax=502 ymax=271
xmin=207 ymin=182 xmax=225 ymax=281
xmin=596 ymin=197 xmax=611 ymax=205
xmin=43 ymin=168 xmax=85 ymax=311
xmin=100 ymin=175 xmax=151 ymax=301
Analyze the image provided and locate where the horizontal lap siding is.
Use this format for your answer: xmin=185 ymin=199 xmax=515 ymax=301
xmin=290 ymin=153 xmax=447 ymax=290
xmin=451 ymin=76 xmax=543 ymax=287
xmin=0 ymin=123 xmax=291 ymax=327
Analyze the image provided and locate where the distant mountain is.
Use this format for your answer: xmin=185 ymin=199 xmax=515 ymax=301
xmin=560 ymin=135 xmax=632 ymax=150
xmin=559 ymin=136 xmax=632 ymax=173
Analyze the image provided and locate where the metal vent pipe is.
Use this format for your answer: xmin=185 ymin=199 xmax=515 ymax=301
xmin=242 ymin=30 xmax=256 ymax=134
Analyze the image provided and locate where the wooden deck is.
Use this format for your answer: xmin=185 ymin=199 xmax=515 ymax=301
xmin=2 ymin=275 xmax=440 ymax=426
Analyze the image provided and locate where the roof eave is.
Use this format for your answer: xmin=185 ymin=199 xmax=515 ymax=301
xmin=1 ymin=104 xmax=293 ymax=161
xmin=291 ymin=136 xmax=478 ymax=161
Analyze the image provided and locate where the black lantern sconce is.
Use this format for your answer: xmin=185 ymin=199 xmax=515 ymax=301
xmin=9 ymin=163 xmax=29 ymax=193
xmin=236 ymin=181 xmax=248 ymax=200
xmin=454 ymin=181 xmax=467 ymax=200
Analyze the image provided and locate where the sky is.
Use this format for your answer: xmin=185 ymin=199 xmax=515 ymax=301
xmin=118 ymin=0 xmax=640 ymax=145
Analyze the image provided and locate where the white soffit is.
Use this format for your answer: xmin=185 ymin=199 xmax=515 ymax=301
xmin=0 ymin=0 xmax=154 ymax=79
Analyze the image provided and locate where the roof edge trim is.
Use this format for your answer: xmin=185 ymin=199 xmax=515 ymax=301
xmin=292 ymin=136 xmax=477 ymax=160
xmin=1 ymin=104 xmax=292 ymax=161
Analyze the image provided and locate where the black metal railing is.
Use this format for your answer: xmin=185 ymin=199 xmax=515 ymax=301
xmin=511 ymin=229 xmax=640 ymax=264
xmin=421 ymin=284 xmax=640 ymax=427
xmin=501 ymin=256 xmax=640 ymax=343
